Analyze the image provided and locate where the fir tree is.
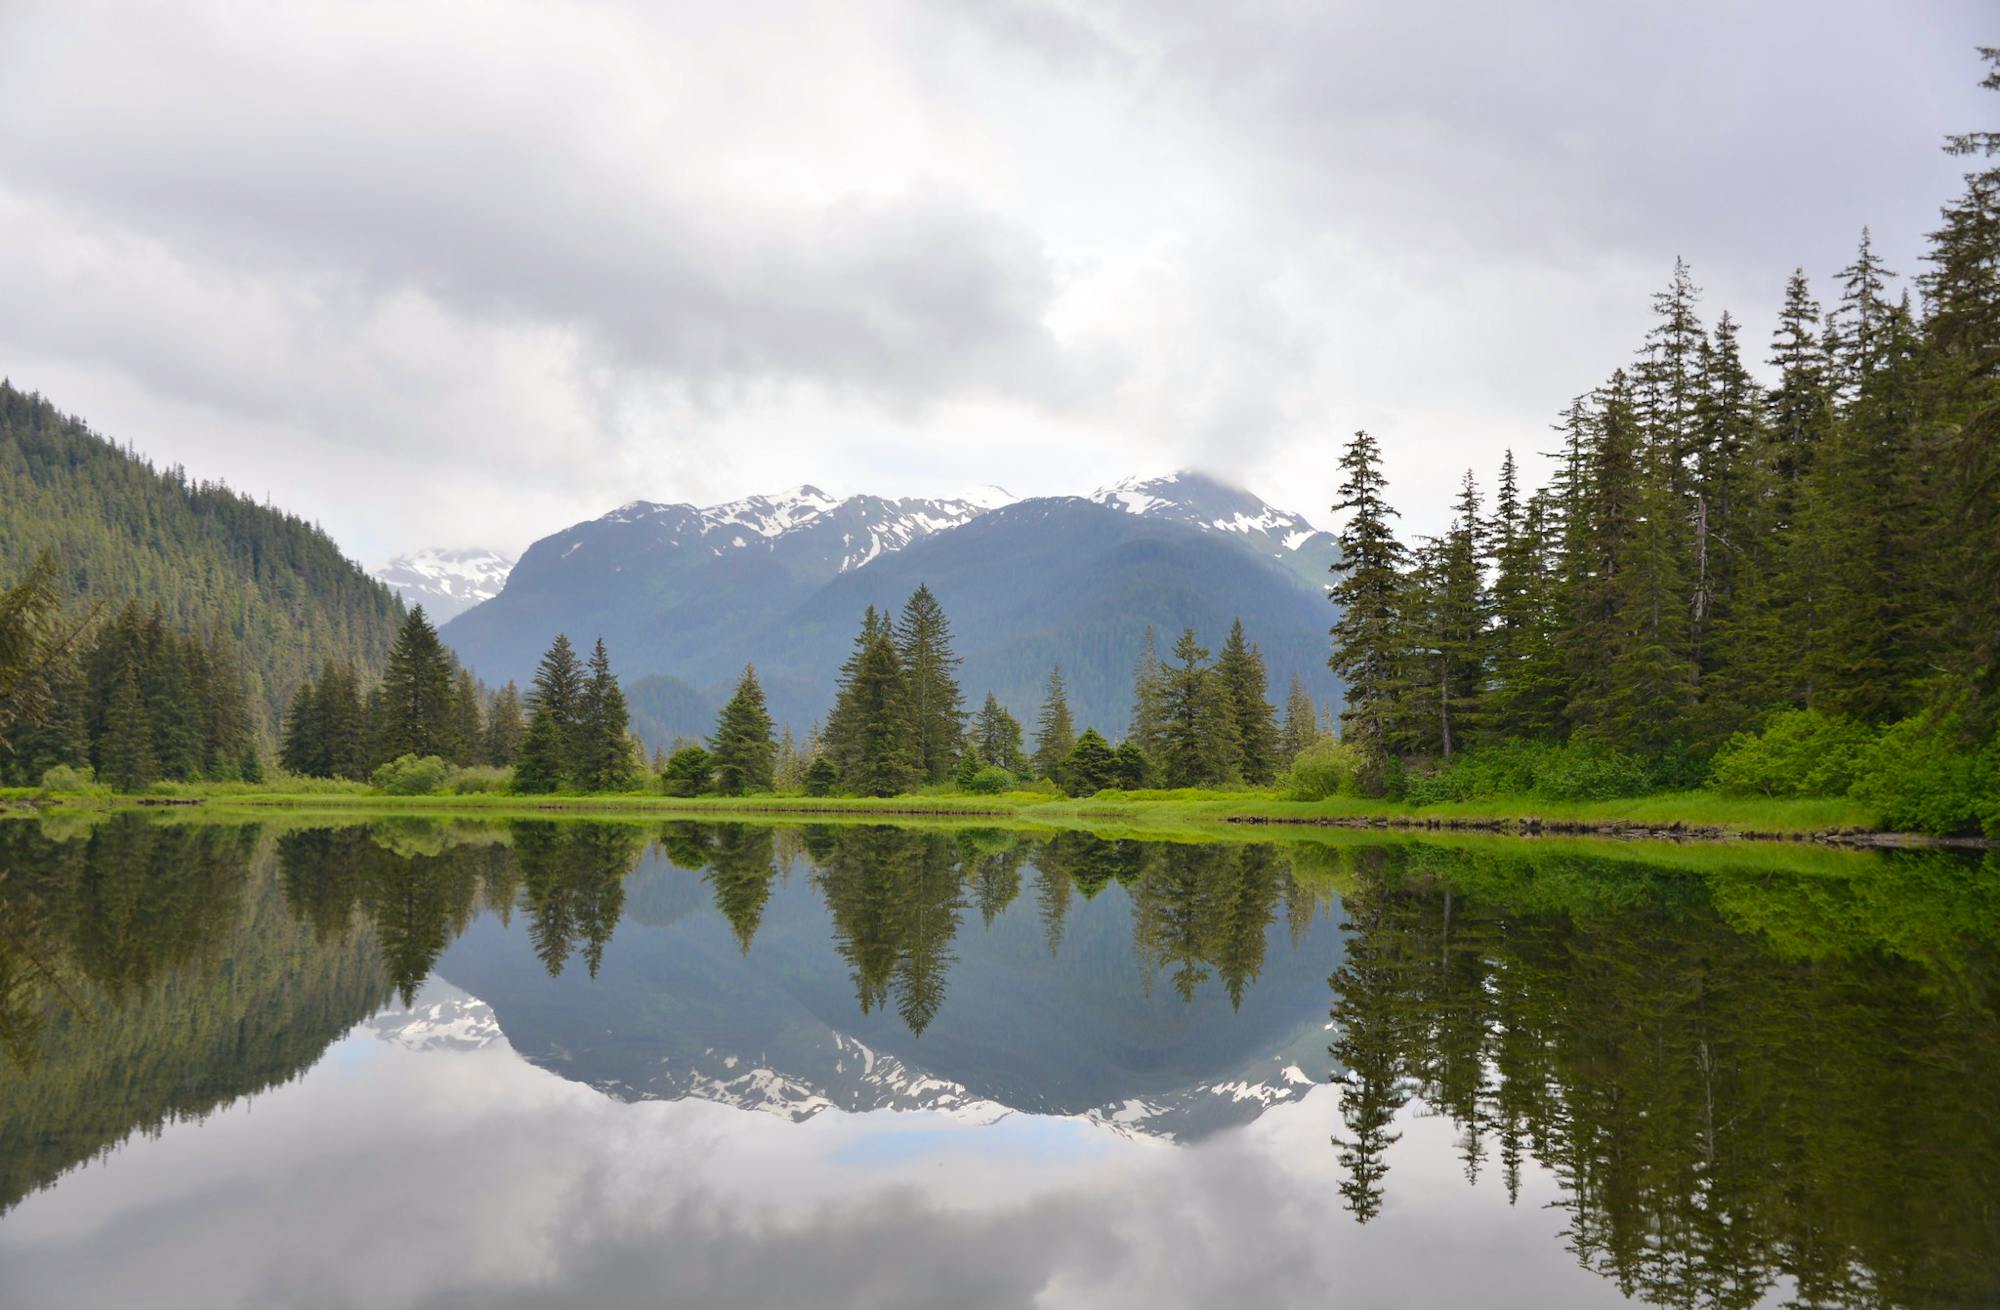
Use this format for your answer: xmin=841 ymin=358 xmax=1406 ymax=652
xmin=894 ymin=584 xmax=964 ymax=784
xmin=825 ymin=607 xmax=915 ymax=796
xmin=1329 ymin=430 xmax=1408 ymax=765
xmin=1214 ymin=619 xmax=1279 ymax=783
xmin=1129 ymin=626 xmax=1169 ymax=761
xmin=449 ymin=668 xmax=484 ymax=766
xmin=973 ymin=692 xmax=1026 ymax=774
xmin=1158 ymin=629 xmax=1238 ymax=786
xmin=484 ymin=681 xmax=525 ymax=766
xmin=575 ymin=637 xmax=633 ymax=791
xmin=99 ymin=657 xmax=157 ymax=792
xmin=709 ymin=664 xmax=775 ymax=795
xmin=378 ymin=606 xmax=456 ymax=759
xmin=1031 ymin=666 xmax=1075 ymax=780
xmin=520 ymin=633 xmax=583 ymax=789
xmin=1277 ymin=671 xmax=1321 ymax=766
xmin=1061 ymin=728 xmax=1118 ymax=796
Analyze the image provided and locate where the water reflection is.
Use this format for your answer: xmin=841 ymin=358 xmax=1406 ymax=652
xmin=1 ymin=815 xmax=1996 ymax=1308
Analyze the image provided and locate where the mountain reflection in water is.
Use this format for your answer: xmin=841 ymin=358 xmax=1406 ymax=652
xmin=0 ymin=814 xmax=1995 ymax=1309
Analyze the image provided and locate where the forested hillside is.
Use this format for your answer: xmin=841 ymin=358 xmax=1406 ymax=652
xmin=0 ymin=383 xmax=406 ymax=733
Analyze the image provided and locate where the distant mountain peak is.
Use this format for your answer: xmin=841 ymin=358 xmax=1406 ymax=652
xmin=373 ymin=546 xmax=515 ymax=622
xmin=1089 ymin=472 xmax=1334 ymax=581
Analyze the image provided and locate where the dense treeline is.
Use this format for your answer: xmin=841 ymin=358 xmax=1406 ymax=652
xmin=651 ymin=580 xmax=1313 ymax=799
xmin=1328 ymin=57 xmax=2000 ymax=832
xmin=0 ymin=383 xmax=406 ymax=733
xmin=0 ymin=602 xmax=261 ymax=788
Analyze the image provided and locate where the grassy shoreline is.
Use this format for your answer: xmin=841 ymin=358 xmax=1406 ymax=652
xmin=5 ymin=783 xmax=1989 ymax=849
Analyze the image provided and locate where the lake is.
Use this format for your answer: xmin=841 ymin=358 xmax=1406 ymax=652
xmin=1 ymin=815 xmax=1996 ymax=1308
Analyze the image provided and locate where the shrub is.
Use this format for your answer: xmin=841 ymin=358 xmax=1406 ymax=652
xmin=1848 ymin=714 xmax=2000 ymax=836
xmin=1398 ymin=740 xmax=1654 ymax=806
xmin=37 ymin=764 xmax=101 ymax=795
xmin=1708 ymin=709 xmax=1875 ymax=797
xmin=371 ymin=754 xmax=450 ymax=796
xmin=803 ymin=756 xmax=838 ymax=797
xmin=446 ymin=765 xmax=511 ymax=794
xmin=1013 ymin=776 xmax=1063 ymax=797
xmin=1285 ymin=740 xmax=1364 ymax=800
xmin=661 ymin=746 xmax=713 ymax=797
xmin=964 ymin=765 xmax=1017 ymax=794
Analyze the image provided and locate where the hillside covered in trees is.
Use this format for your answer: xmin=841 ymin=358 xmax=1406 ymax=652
xmin=0 ymin=383 xmax=406 ymax=735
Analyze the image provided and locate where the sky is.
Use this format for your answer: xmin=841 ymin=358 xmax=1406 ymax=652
xmin=1 ymin=1 xmax=1991 ymax=564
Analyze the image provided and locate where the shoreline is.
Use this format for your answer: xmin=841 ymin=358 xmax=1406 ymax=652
xmin=6 ymin=789 xmax=1993 ymax=850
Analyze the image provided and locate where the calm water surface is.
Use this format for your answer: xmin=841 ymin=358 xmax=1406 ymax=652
xmin=1 ymin=816 xmax=1996 ymax=1309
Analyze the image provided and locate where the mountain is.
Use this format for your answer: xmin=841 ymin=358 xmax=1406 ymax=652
xmin=373 ymin=547 xmax=515 ymax=623
xmin=1090 ymin=471 xmax=1338 ymax=595
xmin=0 ymin=383 xmax=406 ymax=731
xmin=747 ymin=496 xmax=1341 ymax=735
xmin=440 ymin=473 xmax=1340 ymax=743
xmin=438 ymin=485 xmax=1011 ymax=701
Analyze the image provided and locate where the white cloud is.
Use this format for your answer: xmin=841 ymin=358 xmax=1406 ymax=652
xmin=0 ymin=0 xmax=1990 ymax=557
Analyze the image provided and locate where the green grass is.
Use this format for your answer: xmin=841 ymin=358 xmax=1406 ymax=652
xmin=7 ymin=779 xmax=1918 ymax=844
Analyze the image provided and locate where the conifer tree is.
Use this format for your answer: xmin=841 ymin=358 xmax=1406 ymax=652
xmin=895 ymin=584 xmax=964 ymax=784
xmin=1060 ymin=728 xmax=1118 ymax=796
xmin=709 ymin=664 xmax=775 ymax=795
xmin=99 ymin=657 xmax=157 ymax=792
xmin=1329 ymin=431 xmax=1408 ymax=765
xmin=1214 ymin=619 xmax=1279 ymax=783
xmin=1159 ymin=629 xmax=1238 ymax=786
xmin=515 ymin=634 xmax=584 ymax=792
xmin=825 ymin=607 xmax=915 ymax=796
xmin=513 ymin=706 xmax=568 ymax=793
xmin=280 ymin=677 xmax=322 ymax=777
xmin=1031 ymin=666 xmax=1075 ymax=781
xmin=378 ymin=606 xmax=456 ymax=759
xmin=575 ymin=637 xmax=633 ymax=791
xmin=1277 ymin=672 xmax=1321 ymax=766
xmin=449 ymin=668 xmax=484 ymax=765
xmin=1129 ymin=626 xmax=1169 ymax=762
xmin=484 ymin=681 xmax=525 ymax=766
xmin=974 ymin=692 xmax=1026 ymax=774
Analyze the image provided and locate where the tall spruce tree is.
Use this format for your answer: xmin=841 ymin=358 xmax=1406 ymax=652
xmin=1158 ymin=629 xmax=1239 ymax=786
xmin=1277 ymin=671 xmax=1321 ymax=766
xmin=484 ymin=681 xmax=525 ymax=766
xmin=99 ymin=657 xmax=157 ymax=792
xmin=1031 ymin=666 xmax=1075 ymax=781
xmin=378 ymin=606 xmax=456 ymax=759
xmin=1214 ymin=619 xmax=1279 ymax=783
xmin=1129 ymin=626 xmax=1169 ymax=763
xmin=1329 ymin=431 xmax=1408 ymax=765
xmin=515 ymin=634 xmax=584 ymax=792
xmin=825 ymin=607 xmax=915 ymax=796
xmin=575 ymin=637 xmax=633 ymax=791
xmin=974 ymin=692 xmax=1026 ymax=774
xmin=709 ymin=664 xmax=775 ymax=795
xmin=895 ymin=584 xmax=964 ymax=784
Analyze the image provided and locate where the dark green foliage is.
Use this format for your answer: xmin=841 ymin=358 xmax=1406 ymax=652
xmin=895 ymin=585 xmax=964 ymax=784
xmin=1111 ymin=740 xmax=1151 ymax=790
xmin=1214 ymin=619 xmax=1279 ymax=783
xmin=709 ymin=666 xmax=775 ymax=795
xmin=0 ymin=384 xmax=403 ymax=735
xmin=377 ymin=607 xmax=456 ymax=760
xmin=1276 ymin=671 xmax=1321 ymax=768
xmin=0 ymin=556 xmax=69 ymax=754
xmin=512 ymin=707 xmax=569 ymax=794
xmin=661 ymin=745 xmax=713 ymax=797
xmin=823 ymin=608 xmax=915 ymax=797
xmin=1329 ymin=430 xmax=1406 ymax=761
xmin=574 ymin=637 xmax=634 ymax=791
xmin=484 ymin=681 xmax=525 ymax=766
xmin=1060 ymin=728 xmax=1118 ymax=796
xmin=973 ymin=692 xmax=1026 ymax=774
xmin=97 ymin=658 xmax=157 ymax=791
xmin=1030 ymin=665 xmax=1074 ymax=780
xmin=1157 ymin=629 xmax=1240 ymax=786
xmin=803 ymin=754 xmax=838 ymax=796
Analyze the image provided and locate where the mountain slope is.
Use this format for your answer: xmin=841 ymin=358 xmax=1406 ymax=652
xmin=749 ymin=497 xmax=1341 ymax=735
xmin=439 ymin=485 xmax=1008 ymax=689
xmin=0 ymin=383 xmax=406 ymax=730
xmin=373 ymin=547 xmax=514 ymax=623
xmin=1091 ymin=470 xmax=1337 ymax=595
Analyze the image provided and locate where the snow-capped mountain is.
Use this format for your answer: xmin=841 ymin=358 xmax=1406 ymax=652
xmin=586 ymin=483 xmax=1015 ymax=575
xmin=1091 ymin=471 xmax=1338 ymax=593
xmin=374 ymin=547 xmax=515 ymax=622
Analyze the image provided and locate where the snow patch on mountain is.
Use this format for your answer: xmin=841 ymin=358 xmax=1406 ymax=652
xmin=374 ymin=547 xmax=515 ymax=622
xmin=1091 ymin=471 xmax=1337 ymax=591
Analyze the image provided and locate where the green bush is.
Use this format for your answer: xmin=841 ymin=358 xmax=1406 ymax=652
xmin=964 ymin=765 xmax=1017 ymax=794
xmin=1286 ymin=740 xmax=1364 ymax=800
xmin=1848 ymin=714 xmax=2000 ymax=836
xmin=446 ymin=764 xmax=512 ymax=794
xmin=1013 ymin=776 xmax=1063 ymax=797
xmin=660 ymin=746 xmax=713 ymax=797
xmin=1400 ymin=740 xmax=1654 ymax=806
xmin=37 ymin=764 xmax=102 ymax=795
xmin=371 ymin=754 xmax=451 ymax=796
xmin=1708 ymin=710 xmax=1876 ymax=797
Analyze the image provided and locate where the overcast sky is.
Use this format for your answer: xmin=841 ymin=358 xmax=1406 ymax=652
xmin=2 ymin=1 xmax=1991 ymax=562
